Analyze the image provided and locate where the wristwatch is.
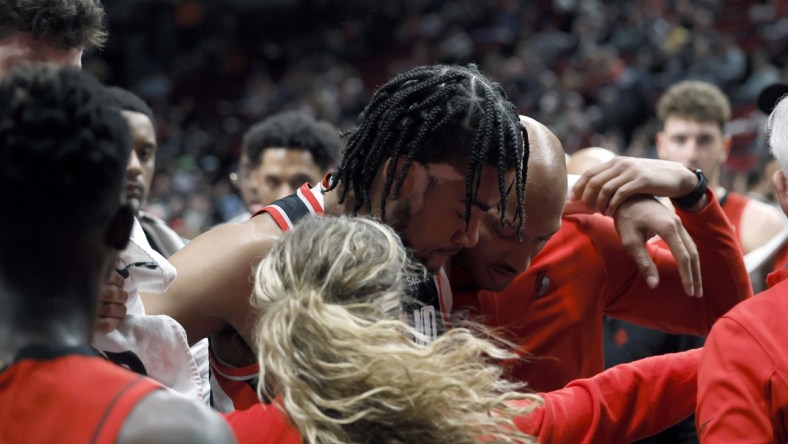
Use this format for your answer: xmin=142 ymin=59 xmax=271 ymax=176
xmin=671 ymin=168 xmax=708 ymax=210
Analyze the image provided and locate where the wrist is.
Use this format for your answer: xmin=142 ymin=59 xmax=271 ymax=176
xmin=671 ymin=168 xmax=708 ymax=211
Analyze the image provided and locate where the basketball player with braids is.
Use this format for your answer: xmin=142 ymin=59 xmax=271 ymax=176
xmin=225 ymin=216 xmax=701 ymax=444
xmin=139 ymin=63 xmax=528 ymax=412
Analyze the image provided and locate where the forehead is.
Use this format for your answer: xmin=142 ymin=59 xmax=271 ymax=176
xmin=663 ymin=116 xmax=723 ymax=136
xmin=258 ymin=147 xmax=320 ymax=171
xmin=121 ymin=111 xmax=155 ymax=135
xmin=0 ymin=32 xmax=82 ymax=73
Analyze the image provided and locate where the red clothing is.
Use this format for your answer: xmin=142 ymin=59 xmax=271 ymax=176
xmin=517 ymin=348 xmax=699 ymax=443
xmin=225 ymin=349 xmax=700 ymax=444
xmin=696 ymin=266 xmax=788 ymax=443
xmin=453 ymin=190 xmax=750 ymax=391
xmin=721 ymin=191 xmax=748 ymax=254
xmin=0 ymin=345 xmax=160 ymax=444
xmin=209 ymin=350 xmax=260 ymax=412
xmin=224 ymin=402 xmax=301 ymax=444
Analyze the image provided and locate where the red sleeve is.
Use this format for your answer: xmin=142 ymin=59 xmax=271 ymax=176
xmin=224 ymin=403 xmax=302 ymax=444
xmin=602 ymin=190 xmax=752 ymax=335
xmin=696 ymin=316 xmax=774 ymax=443
xmin=514 ymin=348 xmax=700 ymax=444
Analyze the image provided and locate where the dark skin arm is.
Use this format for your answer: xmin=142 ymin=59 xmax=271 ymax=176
xmin=141 ymin=214 xmax=283 ymax=347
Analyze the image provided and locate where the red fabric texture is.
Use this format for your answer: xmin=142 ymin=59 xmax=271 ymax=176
xmin=0 ymin=354 xmax=160 ymax=444
xmin=224 ymin=401 xmax=301 ymax=444
xmin=516 ymin=349 xmax=700 ymax=443
xmin=720 ymin=191 xmax=748 ymax=253
xmin=696 ymin=266 xmax=788 ymax=443
xmin=452 ymin=190 xmax=750 ymax=392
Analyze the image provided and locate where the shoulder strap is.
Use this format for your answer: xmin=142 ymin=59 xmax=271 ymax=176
xmin=253 ymin=183 xmax=323 ymax=232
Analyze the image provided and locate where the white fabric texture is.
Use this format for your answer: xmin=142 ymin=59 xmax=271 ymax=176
xmin=91 ymin=218 xmax=208 ymax=402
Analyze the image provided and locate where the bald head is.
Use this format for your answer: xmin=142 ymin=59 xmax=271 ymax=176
xmin=566 ymin=147 xmax=616 ymax=176
xmin=454 ymin=116 xmax=566 ymax=292
xmin=521 ymin=115 xmax=567 ymax=205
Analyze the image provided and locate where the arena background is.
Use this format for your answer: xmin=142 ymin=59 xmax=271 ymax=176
xmin=83 ymin=0 xmax=788 ymax=239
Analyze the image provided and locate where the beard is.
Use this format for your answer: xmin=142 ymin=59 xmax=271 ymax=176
xmin=389 ymin=199 xmax=430 ymax=269
xmin=387 ymin=199 xmax=413 ymax=249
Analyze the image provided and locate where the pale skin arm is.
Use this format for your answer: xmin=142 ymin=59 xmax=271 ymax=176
xmin=140 ymin=215 xmax=282 ymax=346
xmin=739 ymin=198 xmax=787 ymax=254
xmin=572 ymin=157 xmax=705 ymax=296
xmin=118 ymin=390 xmax=237 ymax=444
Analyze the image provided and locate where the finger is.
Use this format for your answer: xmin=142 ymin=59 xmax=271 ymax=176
xmin=659 ymin=219 xmax=695 ymax=296
xmin=595 ymin=175 xmax=633 ymax=215
xmin=571 ymin=171 xmax=589 ymax=200
xmin=95 ymin=318 xmax=120 ymax=334
xmin=101 ymin=285 xmax=128 ymax=304
xmin=620 ymin=227 xmax=660 ymax=289
xmin=581 ymin=167 xmax=622 ymax=212
xmin=98 ymin=301 xmax=127 ymax=319
xmin=107 ymin=269 xmax=125 ymax=286
xmin=677 ymin=223 xmax=702 ymax=297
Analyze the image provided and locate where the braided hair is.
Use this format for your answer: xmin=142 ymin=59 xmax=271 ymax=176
xmin=331 ymin=64 xmax=528 ymax=236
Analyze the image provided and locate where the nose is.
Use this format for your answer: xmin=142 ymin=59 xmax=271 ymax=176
xmin=274 ymin=184 xmax=299 ymax=201
xmin=684 ymin=139 xmax=699 ymax=164
xmin=127 ymin=150 xmax=142 ymax=177
xmin=452 ymin=211 xmax=482 ymax=248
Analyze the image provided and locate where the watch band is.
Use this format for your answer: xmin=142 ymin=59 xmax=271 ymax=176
xmin=671 ymin=168 xmax=708 ymax=210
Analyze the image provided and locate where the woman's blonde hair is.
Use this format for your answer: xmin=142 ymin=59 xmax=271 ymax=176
xmin=253 ymin=216 xmax=541 ymax=443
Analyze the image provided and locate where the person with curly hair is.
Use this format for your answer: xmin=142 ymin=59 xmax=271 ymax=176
xmin=231 ymin=111 xmax=340 ymax=219
xmin=0 ymin=64 xmax=234 ymax=444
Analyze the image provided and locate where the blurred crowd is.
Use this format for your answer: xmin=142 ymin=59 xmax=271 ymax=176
xmin=84 ymin=0 xmax=788 ymax=238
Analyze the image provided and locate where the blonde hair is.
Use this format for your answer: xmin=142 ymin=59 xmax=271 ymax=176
xmin=253 ymin=216 xmax=541 ymax=443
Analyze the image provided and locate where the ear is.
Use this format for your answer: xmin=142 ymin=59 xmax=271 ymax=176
xmin=772 ymin=170 xmax=788 ymax=216
xmin=106 ymin=204 xmax=135 ymax=250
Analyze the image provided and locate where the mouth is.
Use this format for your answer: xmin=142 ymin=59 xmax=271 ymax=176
xmin=488 ymin=264 xmax=519 ymax=283
xmin=125 ymin=182 xmax=144 ymax=201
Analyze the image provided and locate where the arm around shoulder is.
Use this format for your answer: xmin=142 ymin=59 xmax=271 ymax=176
xmin=118 ymin=390 xmax=237 ymax=444
xmin=525 ymin=348 xmax=700 ymax=443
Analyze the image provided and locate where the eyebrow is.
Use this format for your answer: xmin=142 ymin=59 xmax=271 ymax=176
xmin=465 ymin=198 xmax=492 ymax=212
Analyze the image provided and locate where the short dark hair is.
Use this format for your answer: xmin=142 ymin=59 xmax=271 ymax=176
xmin=0 ymin=64 xmax=130 ymax=263
xmin=657 ymin=80 xmax=731 ymax=131
xmin=242 ymin=111 xmax=339 ymax=171
xmin=0 ymin=0 xmax=107 ymax=50
xmin=103 ymin=86 xmax=155 ymax=124
xmin=331 ymin=64 xmax=527 ymax=235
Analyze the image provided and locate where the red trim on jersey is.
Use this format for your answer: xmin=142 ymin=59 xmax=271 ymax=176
xmin=209 ymin=350 xmax=261 ymax=411
xmin=209 ymin=351 xmax=259 ymax=379
xmin=264 ymin=206 xmax=293 ymax=232
xmin=298 ymin=183 xmax=324 ymax=216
